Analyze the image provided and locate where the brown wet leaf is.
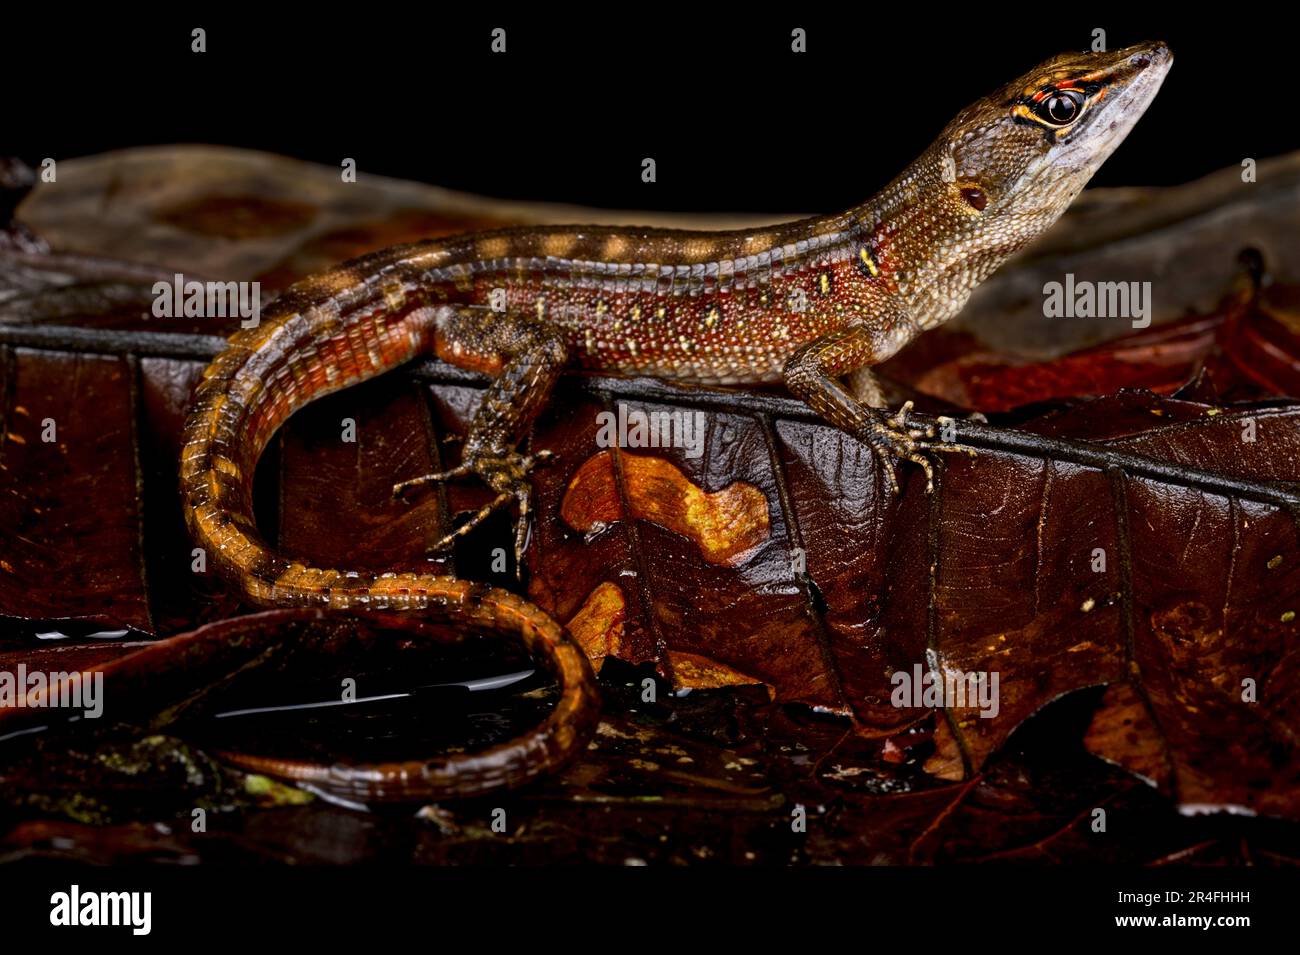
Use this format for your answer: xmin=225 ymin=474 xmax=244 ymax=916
xmin=565 ymin=582 xmax=628 ymax=671
xmin=560 ymin=449 xmax=771 ymax=566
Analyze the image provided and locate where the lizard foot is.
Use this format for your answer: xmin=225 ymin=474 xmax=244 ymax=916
xmin=862 ymin=401 xmax=977 ymax=495
xmin=393 ymin=446 xmax=556 ymax=577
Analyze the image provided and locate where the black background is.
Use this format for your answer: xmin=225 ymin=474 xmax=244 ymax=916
xmin=5 ymin=11 xmax=1296 ymax=212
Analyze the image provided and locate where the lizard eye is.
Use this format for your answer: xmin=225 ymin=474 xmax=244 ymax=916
xmin=1036 ymin=89 xmax=1085 ymax=126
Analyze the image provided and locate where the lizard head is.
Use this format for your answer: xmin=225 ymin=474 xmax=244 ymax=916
xmin=942 ymin=41 xmax=1171 ymax=243
xmin=893 ymin=41 xmax=1171 ymax=328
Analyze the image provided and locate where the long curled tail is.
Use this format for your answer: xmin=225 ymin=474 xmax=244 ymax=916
xmin=179 ymin=244 xmax=600 ymax=803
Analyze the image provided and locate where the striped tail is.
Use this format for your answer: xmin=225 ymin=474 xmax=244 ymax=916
xmin=178 ymin=247 xmax=599 ymax=802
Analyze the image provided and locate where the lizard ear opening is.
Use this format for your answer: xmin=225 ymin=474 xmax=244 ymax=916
xmin=958 ymin=182 xmax=989 ymax=212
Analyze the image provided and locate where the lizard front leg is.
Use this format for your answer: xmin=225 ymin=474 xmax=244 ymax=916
xmin=784 ymin=323 xmax=971 ymax=495
xmin=394 ymin=307 xmax=567 ymax=572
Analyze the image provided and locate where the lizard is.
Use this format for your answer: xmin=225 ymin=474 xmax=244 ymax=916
xmin=180 ymin=42 xmax=1171 ymax=802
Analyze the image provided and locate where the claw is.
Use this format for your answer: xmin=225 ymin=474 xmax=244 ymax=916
xmin=425 ymin=491 xmax=513 ymax=554
xmin=880 ymin=454 xmax=901 ymax=497
xmin=885 ymin=399 xmax=937 ymax=441
xmin=917 ymin=440 xmax=979 ymax=459
xmin=512 ymin=487 xmax=532 ymax=581
xmin=862 ymin=403 xmax=978 ymax=496
xmin=393 ymin=463 xmax=470 ymax=500
xmin=395 ymin=445 xmax=557 ymax=566
xmin=883 ymin=399 xmax=914 ymax=432
xmin=903 ymin=450 xmax=936 ymax=494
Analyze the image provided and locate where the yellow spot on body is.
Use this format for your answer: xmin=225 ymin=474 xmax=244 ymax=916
xmin=1283 ymin=610 xmax=1296 ymax=624
xmin=656 ymin=307 xmax=667 ymax=320
xmin=6 ymin=433 xmax=25 ymax=445
xmin=819 ymin=272 xmax=832 ymax=295
xmin=381 ymin=281 xmax=406 ymax=311
xmin=705 ymin=306 xmax=720 ymax=328
xmin=1267 ymin=555 xmax=1283 ymax=570
xmin=535 ymin=297 xmax=547 ymax=320
xmin=859 ymin=247 xmax=879 ymax=277
xmin=1080 ymin=597 xmax=1095 ymax=612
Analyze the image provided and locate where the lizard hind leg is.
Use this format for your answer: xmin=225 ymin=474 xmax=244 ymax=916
xmin=394 ymin=307 xmax=568 ymax=576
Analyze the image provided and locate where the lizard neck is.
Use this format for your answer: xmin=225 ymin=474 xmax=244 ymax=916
xmin=833 ymin=143 xmax=1055 ymax=335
